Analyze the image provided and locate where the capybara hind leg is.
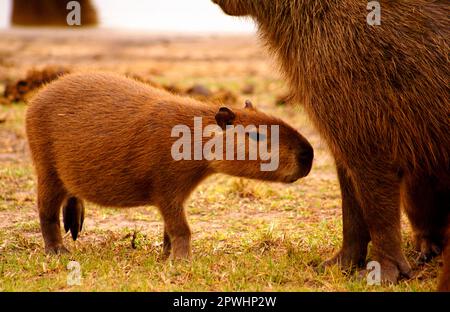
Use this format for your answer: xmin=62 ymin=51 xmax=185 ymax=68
xmin=352 ymin=169 xmax=411 ymax=283
xmin=323 ymin=164 xmax=370 ymax=270
xmin=37 ymin=174 xmax=69 ymax=254
xmin=159 ymin=205 xmax=191 ymax=260
xmin=63 ymin=196 xmax=85 ymax=241
xmin=402 ymin=175 xmax=449 ymax=263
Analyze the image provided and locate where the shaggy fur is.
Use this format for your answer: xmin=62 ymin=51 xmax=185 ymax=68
xmin=213 ymin=0 xmax=449 ymax=287
xmin=26 ymin=72 xmax=313 ymax=258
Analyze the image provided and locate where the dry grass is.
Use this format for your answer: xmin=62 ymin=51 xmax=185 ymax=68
xmin=0 ymin=29 xmax=442 ymax=291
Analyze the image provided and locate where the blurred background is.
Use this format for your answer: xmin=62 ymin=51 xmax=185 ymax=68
xmin=0 ymin=0 xmax=289 ymax=108
xmin=0 ymin=0 xmax=256 ymax=33
xmin=0 ymin=0 xmax=434 ymax=292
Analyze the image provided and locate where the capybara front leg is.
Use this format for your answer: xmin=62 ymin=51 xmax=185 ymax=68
xmin=159 ymin=204 xmax=191 ymax=260
xmin=162 ymin=226 xmax=172 ymax=259
xmin=37 ymin=175 xmax=69 ymax=254
xmin=323 ymin=164 xmax=371 ymax=270
xmin=353 ymin=169 xmax=411 ymax=283
xmin=401 ymin=174 xmax=448 ymax=263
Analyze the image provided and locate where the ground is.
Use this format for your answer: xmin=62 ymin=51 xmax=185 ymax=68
xmin=0 ymin=29 xmax=441 ymax=291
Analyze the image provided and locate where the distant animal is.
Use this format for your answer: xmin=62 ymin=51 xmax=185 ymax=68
xmin=11 ymin=0 xmax=97 ymax=26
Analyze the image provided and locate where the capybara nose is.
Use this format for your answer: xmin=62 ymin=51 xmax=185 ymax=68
xmin=298 ymin=143 xmax=314 ymax=177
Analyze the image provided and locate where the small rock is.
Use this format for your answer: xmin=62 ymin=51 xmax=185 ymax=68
xmin=241 ymin=84 xmax=255 ymax=95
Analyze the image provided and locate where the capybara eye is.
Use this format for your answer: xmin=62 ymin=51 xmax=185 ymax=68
xmin=248 ymin=131 xmax=266 ymax=142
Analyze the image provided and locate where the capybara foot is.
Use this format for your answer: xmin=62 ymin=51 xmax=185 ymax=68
xmin=377 ymin=256 xmax=412 ymax=284
xmin=170 ymin=248 xmax=191 ymax=260
xmin=63 ymin=197 xmax=85 ymax=241
xmin=357 ymin=258 xmax=412 ymax=284
xmin=414 ymin=235 xmax=442 ymax=264
xmin=169 ymin=237 xmax=191 ymax=260
xmin=321 ymin=247 xmax=367 ymax=271
xmin=45 ymin=244 xmax=70 ymax=255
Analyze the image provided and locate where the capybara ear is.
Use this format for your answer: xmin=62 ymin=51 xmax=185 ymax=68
xmin=244 ymin=99 xmax=255 ymax=110
xmin=215 ymin=107 xmax=236 ymax=130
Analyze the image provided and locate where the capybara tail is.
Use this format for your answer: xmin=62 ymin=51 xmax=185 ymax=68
xmin=438 ymin=225 xmax=450 ymax=292
xmin=63 ymin=197 xmax=85 ymax=241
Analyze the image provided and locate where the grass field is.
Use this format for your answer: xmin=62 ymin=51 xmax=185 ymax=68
xmin=0 ymin=29 xmax=442 ymax=291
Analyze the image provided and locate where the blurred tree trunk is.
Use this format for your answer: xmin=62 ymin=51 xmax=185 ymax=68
xmin=11 ymin=0 xmax=98 ymax=26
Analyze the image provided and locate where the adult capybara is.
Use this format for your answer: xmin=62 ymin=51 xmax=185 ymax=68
xmin=213 ymin=0 xmax=450 ymax=284
xmin=26 ymin=72 xmax=313 ymax=259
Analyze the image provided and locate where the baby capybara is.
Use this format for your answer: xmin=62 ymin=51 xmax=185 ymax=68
xmin=213 ymin=0 xmax=450 ymax=285
xmin=26 ymin=72 xmax=313 ymax=259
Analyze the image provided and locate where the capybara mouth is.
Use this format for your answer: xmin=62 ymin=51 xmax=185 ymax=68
xmin=284 ymin=172 xmax=303 ymax=183
xmin=300 ymin=161 xmax=313 ymax=178
xmin=297 ymin=144 xmax=314 ymax=178
xmin=286 ymin=176 xmax=299 ymax=183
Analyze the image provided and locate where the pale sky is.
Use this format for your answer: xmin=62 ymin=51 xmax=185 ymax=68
xmin=0 ymin=0 xmax=256 ymax=33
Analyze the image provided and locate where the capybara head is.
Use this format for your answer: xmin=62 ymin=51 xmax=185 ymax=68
xmin=207 ymin=100 xmax=313 ymax=183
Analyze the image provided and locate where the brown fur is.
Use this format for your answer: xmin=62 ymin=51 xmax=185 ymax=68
xmin=11 ymin=0 xmax=97 ymax=26
xmin=213 ymin=0 xmax=450 ymax=285
xmin=26 ymin=72 xmax=313 ymax=258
